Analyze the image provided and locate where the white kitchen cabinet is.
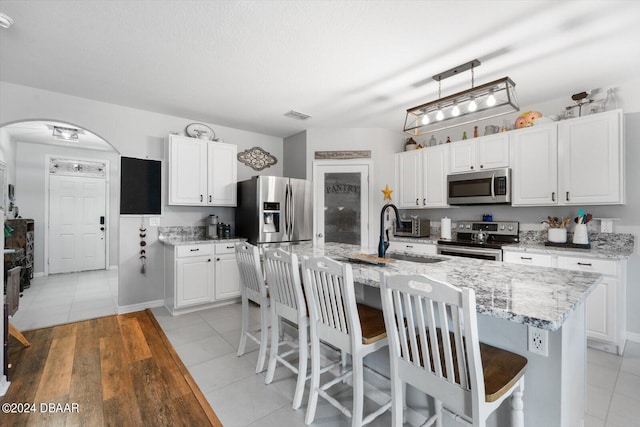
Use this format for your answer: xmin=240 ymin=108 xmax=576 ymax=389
xmin=164 ymin=241 xmax=242 ymax=314
xmin=502 ymin=251 xmax=553 ymax=267
xmin=510 ymin=123 xmax=558 ymax=206
xmin=449 ymin=133 xmax=509 ymax=173
xmin=388 ymin=241 xmax=437 ymax=255
xmin=504 ymin=248 xmax=627 ymax=354
xmin=422 ymin=145 xmax=449 ymax=207
xmin=395 ymin=145 xmax=449 ymax=209
xmin=169 ymin=134 xmax=237 ymax=206
xmin=557 ymin=110 xmax=624 ymax=205
xmin=214 ymin=242 xmax=241 ymax=300
xmin=171 ymin=243 xmax=214 ymax=309
xmin=511 ymin=110 xmax=624 ymax=207
xmin=395 ymin=150 xmax=423 ymax=208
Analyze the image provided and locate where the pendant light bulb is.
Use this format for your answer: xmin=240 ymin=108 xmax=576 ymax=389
xmin=436 ymin=108 xmax=444 ymax=121
xmin=451 ymin=103 xmax=460 ymax=117
xmin=421 ymin=114 xmax=430 ymax=125
xmin=486 ymin=90 xmax=497 ymax=107
xmin=468 ymin=97 xmax=477 ymax=112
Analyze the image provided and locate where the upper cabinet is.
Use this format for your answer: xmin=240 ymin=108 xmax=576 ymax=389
xmin=395 ymin=145 xmax=449 ymax=209
xmin=557 ymin=110 xmax=624 ymax=205
xmin=511 ymin=110 xmax=624 ymax=206
xmin=510 ymin=124 xmax=558 ymax=205
xmin=449 ymin=133 xmax=509 ymax=173
xmin=169 ymin=135 xmax=237 ymax=206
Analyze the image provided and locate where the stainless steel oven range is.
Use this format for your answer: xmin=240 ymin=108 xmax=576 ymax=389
xmin=436 ymin=221 xmax=519 ymax=261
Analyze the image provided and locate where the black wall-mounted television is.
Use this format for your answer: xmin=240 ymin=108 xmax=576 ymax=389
xmin=120 ymin=157 xmax=162 ymax=215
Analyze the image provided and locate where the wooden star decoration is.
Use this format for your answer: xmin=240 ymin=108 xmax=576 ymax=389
xmin=381 ymin=184 xmax=393 ymax=201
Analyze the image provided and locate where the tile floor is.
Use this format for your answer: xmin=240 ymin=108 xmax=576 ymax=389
xmin=10 ymin=280 xmax=640 ymax=426
xmin=9 ymin=269 xmax=118 ymax=331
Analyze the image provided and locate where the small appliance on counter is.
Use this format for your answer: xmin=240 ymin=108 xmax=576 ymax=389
xmin=207 ymin=215 xmax=218 ymax=238
xmin=393 ymin=218 xmax=430 ymax=237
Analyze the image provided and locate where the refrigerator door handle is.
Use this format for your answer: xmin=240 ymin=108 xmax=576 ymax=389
xmin=284 ymin=183 xmax=290 ymax=237
xmin=289 ymin=185 xmax=295 ymax=237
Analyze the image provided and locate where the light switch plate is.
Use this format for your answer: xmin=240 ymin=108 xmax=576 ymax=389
xmin=149 ymin=217 xmax=161 ymax=227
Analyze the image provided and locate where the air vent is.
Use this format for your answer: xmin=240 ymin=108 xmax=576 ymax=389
xmin=284 ymin=110 xmax=312 ymax=120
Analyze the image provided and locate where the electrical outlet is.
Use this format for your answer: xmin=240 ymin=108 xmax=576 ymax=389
xmin=149 ymin=217 xmax=161 ymax=227
xmin=528 ymin=326 xmax=549 ymax=357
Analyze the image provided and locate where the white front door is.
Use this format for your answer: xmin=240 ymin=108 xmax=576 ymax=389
xmin=49 ymin=175 xmax=106 ymax=273
xmin=313 ymin=162 xmax=370 ymax=249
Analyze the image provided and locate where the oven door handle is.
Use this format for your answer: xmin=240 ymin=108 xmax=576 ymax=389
xmin=491 ymin=173 xmax=496 ymax=200
xmin=437 ymin=245 xmax=502 ymax=258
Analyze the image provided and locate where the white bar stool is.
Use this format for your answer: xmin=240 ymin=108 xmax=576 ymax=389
xmin=302 ymin=256 xmax=391 ymax=427
xmin=379 ymin=272 xmax=527 ymax=427
xmin=235 ymin=242 xmax=270 ymax=373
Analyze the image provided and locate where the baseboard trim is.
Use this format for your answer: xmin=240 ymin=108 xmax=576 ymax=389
xmin=0 ymin=376 xmax=10 ymax=397
xmin=108 ymin=265 xmax=119 ymax=271
xmin=33 ymin=272 xmax=44 ymax=278
xmin=626 ymin=332 xmax=640 ymax=344
xmin=117 ymin=299 xmax=164 ymax=314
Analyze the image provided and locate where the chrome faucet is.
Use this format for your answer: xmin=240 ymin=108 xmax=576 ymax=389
xmin=378 ymin=203 xmax=401 ymax=259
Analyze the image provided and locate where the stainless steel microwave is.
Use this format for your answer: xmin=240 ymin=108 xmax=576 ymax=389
xmin=393 ymin=219 xmax=430 ymax=237
xmin=447 ymin=168 xmax=511 ymax=205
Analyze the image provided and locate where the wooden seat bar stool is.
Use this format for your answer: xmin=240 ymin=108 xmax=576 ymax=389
xmin=302 ymin=256 xmax=391 ymax=427
xmin=379 ymin=272 xmax=527 ymax=427
xmin=235 ymin=242 xmax=270 ymax=373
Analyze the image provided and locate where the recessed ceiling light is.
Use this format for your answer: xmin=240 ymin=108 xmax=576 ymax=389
xmin=0 ymin=13 xmax=14 ymax=29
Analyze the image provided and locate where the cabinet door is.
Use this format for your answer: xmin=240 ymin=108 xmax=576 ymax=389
xmin=423 ymin=145 xmax=449 ymax=207
xmin=477 ymin=133 xmax=509 ymax=170
xmin=169 ymin=135 xmax=208 ymax=205
xmin=558 ymin=110 xmax=622 ymax=205
xmin=176 ymin=256 xmax=214 ymax=307
xmin=207 ymin=141 xmax=238 ymax=206
xmin=215 ymin=254 xmax=241 ymax=300
xmin=586 ymin=277 xmax=616 ymax=343
xmin=395 ymin=150 xmax=423 ymax=208
xmin=510 ymin=124 xmax=558 ymax=206
xmin=449 ymin=140 xmax=475 ymax=173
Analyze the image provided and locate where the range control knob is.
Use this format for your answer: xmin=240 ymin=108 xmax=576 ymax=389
xmin=508 ymin=225 xmax=514 ymax=231
xmin=466 ymin=224 xmax=471 ymax=229
xmin=459 ymin=224 xmax=465 ymax=229
xmin=500 ymin=225 xmax=505 ymax=230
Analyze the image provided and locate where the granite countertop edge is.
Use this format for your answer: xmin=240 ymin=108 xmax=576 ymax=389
xmin=502 ymin=243 xmax=633 ymax=259
xmin=159 ymin=236 xmax=247 ymax=246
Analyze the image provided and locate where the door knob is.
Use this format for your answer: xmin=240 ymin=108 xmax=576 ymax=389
xmin=317 ymin=233 xmax=323 ymax=238
xmin=100 ymin=227 xmax=105 ymax=231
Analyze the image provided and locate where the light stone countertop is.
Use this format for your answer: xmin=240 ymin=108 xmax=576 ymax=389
xmin=502 ymin=242 xmax=633 ymax=259
xmin=284 ymin=242 xmax=602 ymax=332
xmin=159 ymin=236 xmax=246 ymax=246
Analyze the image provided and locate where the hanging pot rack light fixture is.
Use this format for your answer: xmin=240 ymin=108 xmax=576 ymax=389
xmin=403 ymin=59 xmax=519 ymax=136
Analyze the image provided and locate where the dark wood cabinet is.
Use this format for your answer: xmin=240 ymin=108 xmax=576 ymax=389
xmin=5 ymin=219 xmax=34 ymax=290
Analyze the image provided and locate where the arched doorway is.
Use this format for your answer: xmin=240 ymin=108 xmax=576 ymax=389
xmin=0 ymin=119 xmax=120 ymax=329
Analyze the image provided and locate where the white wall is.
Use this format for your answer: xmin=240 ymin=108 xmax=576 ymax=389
xmin=0 ymin=81 xmax=283 ymax=308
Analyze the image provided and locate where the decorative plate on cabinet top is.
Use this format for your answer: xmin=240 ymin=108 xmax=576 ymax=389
xmin=185 ymin=123 xmax=216 ymax=140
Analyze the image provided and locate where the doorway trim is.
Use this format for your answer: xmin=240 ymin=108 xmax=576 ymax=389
xmin=44 ymin=154 xmax=110 ymax=276
xmin=312 ymin=159 xmax=373 ymax=249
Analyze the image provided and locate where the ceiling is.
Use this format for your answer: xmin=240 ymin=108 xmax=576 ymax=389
xmin=1 ymin=0 xmax=639 ymax=138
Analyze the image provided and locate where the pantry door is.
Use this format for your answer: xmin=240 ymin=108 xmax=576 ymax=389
xmin=313 ymin=161 xmax=371 ymax=249
xmin=48 ymin=171 xmax=107 ymax=274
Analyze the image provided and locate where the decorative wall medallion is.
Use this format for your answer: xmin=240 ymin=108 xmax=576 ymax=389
xmin=237 ymin=146 xmax=278 ymax=171
xmin=314 ymin=150 xmax=371 ymax=160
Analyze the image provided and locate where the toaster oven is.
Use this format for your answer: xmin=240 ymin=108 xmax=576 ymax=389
xmin=393 ymin=219 xmax=430 ymax=237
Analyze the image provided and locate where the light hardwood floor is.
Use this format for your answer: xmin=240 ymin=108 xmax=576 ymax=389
xmin=2 ymin=310 xmax=222 ymax=427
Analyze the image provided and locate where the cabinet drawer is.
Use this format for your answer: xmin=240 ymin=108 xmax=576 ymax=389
xmin=388 ymin=241 xmax=436 ymax=255
xmin=215 ymin=242 xmax=238 ymax=255
xmin=503 ymin=251 xmax=553 ymax=267
xmin=556 ymin=256 xmax=617 ymax=276
xmin=176 ymin=244 xmax=213 ymax=258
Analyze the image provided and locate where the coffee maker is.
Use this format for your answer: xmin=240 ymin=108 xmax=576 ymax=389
xmin=207 ymin=215 xmax=218 ymax=238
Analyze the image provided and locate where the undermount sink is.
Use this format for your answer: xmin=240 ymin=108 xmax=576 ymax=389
xmin=386 ymin=253 xmax=445 ymax=264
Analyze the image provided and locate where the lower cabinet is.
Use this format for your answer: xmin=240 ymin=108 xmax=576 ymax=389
xmin=387 ymin=241 xmax=437 ymax=255
xmin=215 ymin=243 xmax=241 ymax=300
xmin=503 ymin=249 xmax=627 ymax=354
xmin=165 ymin=242 xmax=241 ymax=314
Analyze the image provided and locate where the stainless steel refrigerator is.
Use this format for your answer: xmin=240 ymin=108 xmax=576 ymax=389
xmin=235 ymin=176 xmax=313 ymax=245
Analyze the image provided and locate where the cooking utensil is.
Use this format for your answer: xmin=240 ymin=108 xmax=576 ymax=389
xmin=561 ymin=217 xmax=571 ymax=228
xmin=585 ymin=213 xmax=592 ymax=224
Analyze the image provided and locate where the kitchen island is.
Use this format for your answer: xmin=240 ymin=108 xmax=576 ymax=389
xmin=285 ymin=242 xmax=602 ymax=427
